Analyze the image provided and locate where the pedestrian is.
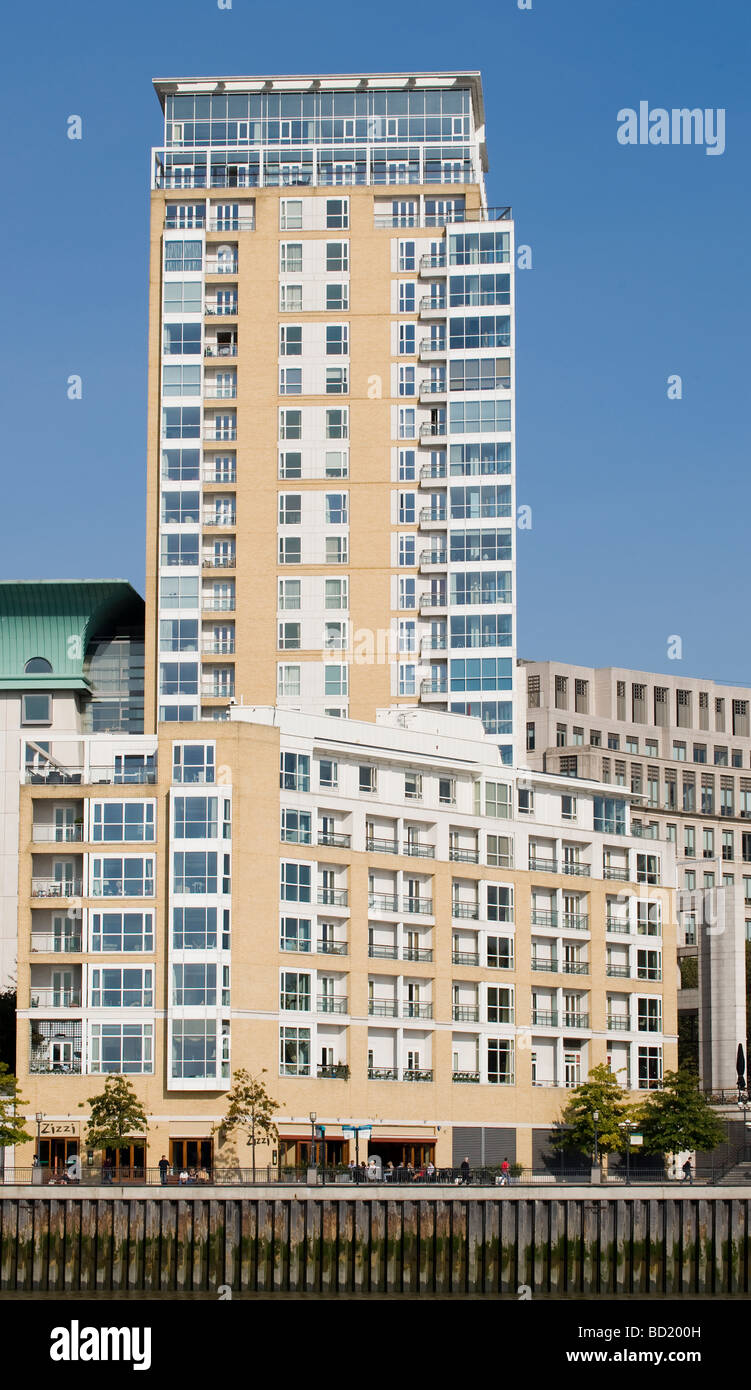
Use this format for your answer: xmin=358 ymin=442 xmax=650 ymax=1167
xmin=682 ymin=1158 xmax=693 ymax=1184
xmin=385 ymin=1161 xmax=395 ymax=1181
xmin=359 ymin=1161 xmax=368 ymax=1183
xmin=178 ymin=1168 xmax=189 ymax=1186
xmin=500 ymin=1156 xmax=510 ymax=1186
xmin=158 ymin=1155 xmax=170 ymax=1186
xmin=426 ymin=1160 xmax=436 ymax=1183
xmin=460 ymin=1155 xmax=470 ymax=1185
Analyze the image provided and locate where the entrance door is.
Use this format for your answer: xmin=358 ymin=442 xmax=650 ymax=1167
xmin=103 ymin=1143 xmax=146 ymax=1180
xmin=39 ymin=1137 xmax=78 ymax=1173
xmin=169 ymin=1139 xmax=214 ymax=1172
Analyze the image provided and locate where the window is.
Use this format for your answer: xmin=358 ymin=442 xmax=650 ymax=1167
xmin=325 ymin=578 xmax=348 ymax=609
xmin=638 ymin=1046 xmax=662 ymax=1090
xmin=159 ymin=662 xmax=198 ymax=696
xmin=90 ymin=912 xmax=154 ymax=953
xmin=487 ymin=936 xmax=514 ymax=969
xmin=173 ymin=743 xmax=215 ymax=784
xmin=398 ymin=491 xmax=416 ymax=524
xmin=325 ymin=537 xmax=348 ymax=564
xmin=91 ymin=967 xmax=153 ymax=1008
xmin=325 ymin=409 xmax=348 ymax=439
xmin=638 ymin=998 xmax=662 ymax=1033
xmin=398 ymin=577 xmax=416 ymax=609
xmin=90 ymin=1024 xmax=153 ymax=1075
xmin=91 ymin=857 xmax=154 ymax=898
xmin=279 ymin=367 xmax=302 ymax=394
xmin=278 ymin=579 xmax=302 ymax=611
xmin=439 ymin=777 xmax=455 ymax=805
xmin=637 ymin=902 xmax=661 ymax=936
xmin=277 ymin=664 xmax=301 ymax=696
xmin=398 ymin=664 xmax=416 ymax=696
xmin=398 ymin=449 xmax=416 ymax=480
xmin=163 ymin=281 xmax=202 ymax=314
xmin=162 ymin=364 xmax=201 ymax=396
xmin=161 ymin=448 xmax=201 ymax=480
xmin=280 ymin=242 xmax=303 ymax=272
xmin=404 ymin=771 xmax=422 ymax=800
xmin=160 ymin=576 xmax=199 ymax=609
xmin=325 ymin=284 xmax=348 ymax=310
xmin=325 ymin=199 xmax=348 ymax=229
xmin=172 ymin=1020 xmax=217 ymax=1079
xmin=487 ymin=884 xmax=513 ymax=922
xmin=486 ymin=835 xmax=512 ymax=868
xmin=280 ymin=752 xmax=310 ymax=791
xmin=280 ymin=284 xmax=303 ymax=311
xmin=324 ymin=664 xmax=347 ymax=696
xmin=280 ymin=972 xmax=311 ymax=1011
xmin=281 ymin=862 xmax=311 ymax=903
xmin=594 ymin=796 xmax=627 ymax=834
xmin=326 ymin=366 xmax=348 ymax=393
xmin=172 ymin=963 xmax=217 ymax=1007
xmin=487 ymin=987 xmax=513 ymax=1023
xmin=172 ymin=906 xmax=217 ymax=949
xmin=280 ymin=1026 xmax=310 ymax=1075
xmin=280 ymin=199 xmax=303 ymax=229
xmin=485 ymin=781 xmax=511 ymax=818
xmin=562 ymin=794 xmax=576 ymax=821
xmin=22 ymin=694 xmax=51 ymax=725
xmin=319 ymin=758 xmax=338 ymax=789
xmin=172 ymin=850 xmax=217 ymax=895
xmin=160 ymin=618 xmax=199 ymax=652
xmin=487 ymin=1038 xmax=514 ymax=1084
xmin=325 ymin=242 xmax=348 ymax=271
xmin=398 ymin=407 xmax=416 ymax=439
xmin=280 ymin=917 xmax=311 ymax=953
xmin=398 ymin=282 xmax=416 ymax=313
xmin=359 ymin=766 xmax=377 ymax=793
xmin=278 ymin=621 xmax=301 ymax=650
xmin=279 ymin=409 xmax=302 ymax=440
xmin=517 ymin=787 xmax=533 ymax=815
xmin=163 ymin=322 xmax=202 ymax=355
xmin=325 ymin=325 xmax=348 ymax=356
xmin=398 ymin=365 xmax=415 ymax=396
xmin=398 ymin=535 xmax=416 ymax=567
xmin=637 ymin=949 xmax=662 ymax=981
xmin=92 ymin=802 xmax=155 ymax=843
xmin=398 ymin=324 xmax=416 ymax=355
xmin=173 ymin=796 xmax=218 ymax=840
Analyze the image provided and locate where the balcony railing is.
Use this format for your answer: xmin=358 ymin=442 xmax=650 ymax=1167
xmin=606 ymin=918 xmax=629 ymax=933
xmin=452 ymin=1070 xmax=480 ymax=1083
xmin=316 ymin=1063 xmax=349 ymax=1080
xmin=204 ymin=344 xmax=238 ymax=358
xmin=317 ymin=831 xmax=351 ymax=849
xmin=368 ymin=1067 xmax=398 ymax=1080
xmin=403 ymin=1001 xmax=433 ymax=1019
xmin=31 ymin=880 xmax=82 ymax=899
xmin=208 ymin=217 xmax=254 ymax=231
xmin=205 ymin=259 xmax=239 ymax=275
xmin=421 ymin=678 xmax=447 ymax=695
xmin=366 ymin=839 xmax=399 ymax=856
xmin=607 ymin=1016 xmax=630 ymax=1031
xmin=30 ymin=934 xmax=82 ymax=953
xmin=32 ymin=825 xmax=83 ymax=843
xmin=449 ymin=847 xmax=479 ymax=863
xmin=29 ymin=1058 xmax=82 ymax=1075
xmin=202 ymin=686 xmax=234 ymax=701
xmin=419 ymin=550 xmax=447 ymax=567
xmin=403 ymin=1069 xmax=434 ymax=1082
xmin=419 ymin=508 xmax=447 ymax=524
xmin=369 ymin=892 xmax=399 ymax=912
xmin=419 ymin=424 xmax=447 ymax=441
xmin=203 ymin=512 xmax=236 ymax=526
xmin=419 ymin=381 xmax=447 ymax=398
xmin=531 ymin=909 xmax=558 ymax=927
xmin=452 ymin=901 xmax=479 ymax=919
xmin=203 ymin=428 xmax=237 ymax=441
xmin=419 ymin=338 xmax=446 ymax=354
xmin=603 ymin=866 xmax=630 ymax=881
xmin=563 ymin=1013 xmax=589 ymax=1029
xmin=30 ymin=990 xmax=82 ymax=1008
xmin=402 ymin=946 xmax=433 ymax=962
xmin=203 ymin=597 xmax=235 ymax=611
xmin=606 ymin=964 xmax=630 ymax=978
xmin=561 ymin=961 xmax=589 ymax=975
xmin=403 ymin=896 xmax=433 ymax=915
xmin=317 ymin=888 xmax=348 ymax=907
xmin=419 ymin=459 xmax=448 ymax=479
xmin=316 ymin=996 xmax=348 ymax=1014
xmin=531 ymin=958 xmax=558 ymax=973
xmin=203 ymin=387 xmax=237 ymax=400
xmin=562 ymin=861 xmax=591 ymax=877
xmin=419 ymin=593 xmax=447 ymax=609
xmin=204 ymin=302 xmax=238 ymax=316
xmin=368 ymin=1000 xmax=398 ymax=1017
xmin=316 ymin=939 xmax=348 ymax=955
xmin=531 ymin=1011 xmax=558 ymax=1026
xmin=402 ymin=842 xmax=435 ymax=860
xmin=452 ymin=1005 xmax=479 ymax=1022
xmin=529 ymin=856 xmax=557 ymax=873
xmin=368 ymin=944 xmax=399 ymax=960
xmin=202 ymin=556 xmax=236 ymax=569
xmin=562 ymin=913 xmax=589 ymax=931
xmin=452 ymin=950 xmax=480 ymax=966
xmin=419 ymin=297 xmax=447 ymax=314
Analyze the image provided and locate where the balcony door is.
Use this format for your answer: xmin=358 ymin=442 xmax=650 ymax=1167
xmin=52 ymin=969 xmax=74 ymax=1006
xmin=53 ymin=860 xmax=75 ymax=895
xmin=52 ymin=915 xmax=76 ymax=952
xmin=54 ymin=806 xmax=76 ymax=842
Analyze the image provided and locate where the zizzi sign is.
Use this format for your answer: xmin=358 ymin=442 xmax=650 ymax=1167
xmin=39 ymin=1122 xmax=79 ymax=1137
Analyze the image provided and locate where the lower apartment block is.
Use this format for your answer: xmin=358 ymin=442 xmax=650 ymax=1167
xmin=14 ymin=705 xmax=677 ymax=1173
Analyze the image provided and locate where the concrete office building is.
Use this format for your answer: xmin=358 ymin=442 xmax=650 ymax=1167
xmin=145 ymin=72 xmax=517 ymax=762
xmin=520 ymin=660 xmax=750 ymax=1093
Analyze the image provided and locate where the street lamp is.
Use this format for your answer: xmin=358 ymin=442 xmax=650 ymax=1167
xmin=619 ymin=1120 xmax=636 ymax=1184
xmin=592 ymin=1110 xmax=600 ymax=1167
xmin=309 ymin=1111 xmax=317 ymax=1169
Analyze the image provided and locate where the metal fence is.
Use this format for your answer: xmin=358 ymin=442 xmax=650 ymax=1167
xmin=1 ymin=1163 xmax=735 ymax=1189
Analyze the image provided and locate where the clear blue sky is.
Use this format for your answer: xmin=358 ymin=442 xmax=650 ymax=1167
xmin=2 ymin=0 xmax=749 ymax=682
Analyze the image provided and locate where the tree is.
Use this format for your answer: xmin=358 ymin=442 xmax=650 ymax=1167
xmin=215 ymin=1069 xmax=279 ymax=1180
xmin=550 ymin=1064 xmax=633 ymax=1160
xmin=79 ymin=1075 xmax=149 ymax=1166
xmin=0 ymin=1063 xmax=32 ymax=1147
xmin=0 ymin=987 xmax=17 ymax=1071
xmin=635 ymin=1069 xmax=726 ymax=1156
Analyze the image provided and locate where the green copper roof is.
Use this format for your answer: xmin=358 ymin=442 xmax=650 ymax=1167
xmin=0 ymin=581 xmax=143 ymax=690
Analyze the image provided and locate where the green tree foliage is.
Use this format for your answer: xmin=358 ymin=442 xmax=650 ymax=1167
xmin=216 ymin=1069 xmax=280 ymax=1177
xmin=0 ymin=1062 xmax=32 ymax=1146
xmin=635 ymin=1069 xmax=726 ymax=1155
xmin=79 ymin=1075 xmax=149 ymax=1154
xmin=550 ymin=1064 xmax=633 ymax=1158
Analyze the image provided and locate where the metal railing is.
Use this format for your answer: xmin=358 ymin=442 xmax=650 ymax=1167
xmin=402 ymin=1002 xmax=433 ymax=1019
xmin=317 ymin=888 xmax=348 ymax=906
xmin=30 ymin=990 xmax=82 ymax=1007
xmin=531 ymin=958 xmax=558 ymax=973
xmin=204 ymin=344 xmax=238 ymax=357
xmin=421 ymin=678 xmax=447 ymax=695
xmin=32 ymin=825 xmax=83 ymax=842
xmin=368 ymin=944 xmax=399 ymax=960
xmin=403 ymin=897 xmax=433 ymax=915
xmin=561 ymin=961 xmax=589 ymax=975
xmin=607 ymin=1016 xmax=630 ymax=1031
xmin=316 ymin=939 xmax=347 ymax=955
xmin=402 ymin=946 xmax=433 ymax=962
xmin=366 ymin=837 xmax=399 ymax=856
xmin=562 ymin=861 xmax=591 ymax=877
xmin=452 ymin=950 xmax=480 ymax=966
xmin=202 ymin=556 xmax=236 ymax=569
xmin=31 ymin=880 xmax=82 ymax=898
xmin=402 ymin=842 xmax=435 ymax=859
xmin=531 ymin=1011 xmax=558 ymax=1026
xmin=529 ymin=856 xmax=557 ymax=872
xmin=368 ymin=1000 xmax=398 ymax=1017
xmin=368 ymin=892 xmax=399 ymax=911
xmin=606 ymin=964 xmax=631 ymax=978
xmin=606 ymin=918 xmax=629 ymax=933
xmin=452 ymin=901 xmax=479 ymax=919
xmin=449 ymin=847 xmax=479 ymax=863
xmin=317 ymin=830 xmax=351 ymax=848
xmin=30 ymin=934 xmax=82 ymax=953
xmin=316 ymin=996 xmax=347 ymax=1014
xmin=603 ymin=866 xmax=630 ymax=881
xmin=452 ymin=1005 xmax=479 ymax=1021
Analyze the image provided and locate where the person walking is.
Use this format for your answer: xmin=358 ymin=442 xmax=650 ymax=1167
xmin=460 ymin=1155 xmax=470 ymax=1186
xmin=682 ymin=1158 xmax=693 ymax=1184
xmin=499 ymin=1156 xmax=510 ymax=1186
xmin=158 ymin=1155 xmax=170 ymax=1186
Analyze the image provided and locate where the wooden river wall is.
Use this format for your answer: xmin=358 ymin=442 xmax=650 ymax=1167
xmin=1 ymin=1185 xmax=749 ymax=1296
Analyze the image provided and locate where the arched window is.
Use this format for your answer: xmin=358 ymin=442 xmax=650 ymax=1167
xmin=24 ymin=657 xmax=52 ymax=674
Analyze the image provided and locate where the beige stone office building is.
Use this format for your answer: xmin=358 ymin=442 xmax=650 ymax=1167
xmin=520 ymin=660 xmax=750 ymax=1092
xmin=14 ymin=696 xmax=676 ymax=1173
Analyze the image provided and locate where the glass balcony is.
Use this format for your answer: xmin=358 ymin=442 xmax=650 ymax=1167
xmin=32 ymin=824 xmax=83 ymax=843
xmin=30 ymin=990 xmax=82 ymax=1008
xmin=606 ymin=964 xmax=630 ymax=978
xmin=317 ymin=1063 xmax=349 ymax=1080
xmin=30 ymin=933 xmax=82 ymax=953
xmin=368 ymin=944 xmax=399 ymax=960
xmin=316 ymin=996 xmax=348 ymax=1014
xmin=452 ymin=950 xmax=480 ymax=966
xmin=368 ymin=892 xmax=399 ymax=912
xmin=31 ymin=880 xmax=82 ymax=899
xmin=403 ymin=1001 xmax=433 ymax=1019
xmin=317 ymin=830 xmax=351 ymax=848
xmin=531 ymin=1010 xmax=558 ymax=1026
xmin=317 ymin=888 xmax=348 ymax=907
xmin=403 ymin=896 xmax=433 ymax=915
xmin=452 ymin=1005 xmax=479 ymax=1022
xmin=562 ymin=861 xmax=591 ymax=878
xmin=528 ymin=856 xmax=557 ymax=873
xmin=452 ymin=901 xmax=479 ymax=919
xmin=316 ymin=939 xmax=348 ymax=955
xmin=365 ymin=838 xmax=399 ymax=856
xmin=368 ymin=1000 xmax=398 ymax=1017
xmin=205 ymin=258 xmax=239 ymax=275
xmin=603 ymin=865 xmax=630 ymax=881
xmin=449 ymin=846 xmax=479 ymax=863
